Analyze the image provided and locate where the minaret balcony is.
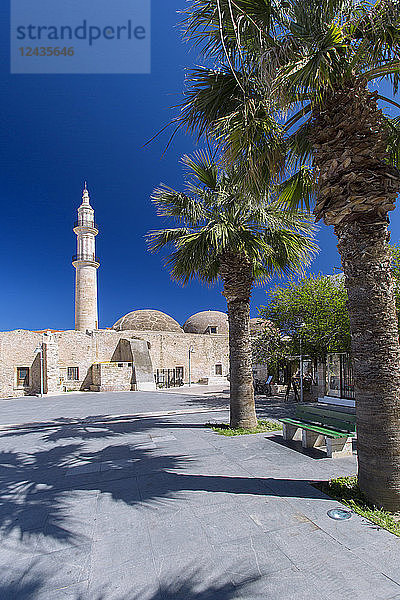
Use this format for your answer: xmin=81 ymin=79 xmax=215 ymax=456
xmin=73 ymin=221 xmax=99 ymax=234
xmin=72 ymin=253 xmax=100 ymax=266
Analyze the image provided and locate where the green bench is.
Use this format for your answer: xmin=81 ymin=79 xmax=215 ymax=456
xmin=279 ymin=405 xmax=356 ymax=458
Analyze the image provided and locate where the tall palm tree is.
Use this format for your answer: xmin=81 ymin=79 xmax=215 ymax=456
xmin=182 ymin=0 xmax=400 ymax=510
xmin=148 ymin=151 xmax=317 ymax=428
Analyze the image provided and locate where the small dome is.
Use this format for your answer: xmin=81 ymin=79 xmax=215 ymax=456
xmin=250 ymin=318 xmax=274 ymax=336
xmin=113 ymin=310 xmax=183 ymax=333
xmin=183 ymin=310 xmax=229 ymax=335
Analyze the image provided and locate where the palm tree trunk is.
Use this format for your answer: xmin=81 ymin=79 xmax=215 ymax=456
xmin=220 ymin=253 xmax=258 ymax=429
xmin=311 ymin=80 xmax=400 ymax=511
xmin=336 ymin=220 xmax=400 ymax=512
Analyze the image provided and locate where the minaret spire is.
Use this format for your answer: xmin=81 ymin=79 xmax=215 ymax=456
xmin=81 ymin=181 xmax=91 ymax=206
xmin=72 ymin=183 xmax=100 ymax=331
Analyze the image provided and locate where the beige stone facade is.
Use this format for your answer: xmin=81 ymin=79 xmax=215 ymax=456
xmin=0 ymin=326 xmax=229 ymax=399
xmin=0 ymin=185 xmax=230 ymax=400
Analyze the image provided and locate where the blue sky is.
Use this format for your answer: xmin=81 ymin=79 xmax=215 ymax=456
xmin=1 ymin=1 xmax=400 ymax=332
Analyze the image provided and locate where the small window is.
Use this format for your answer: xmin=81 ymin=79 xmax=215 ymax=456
xmin=118 ymin=363 xmax=123 ymax=368
xmin=67 ymin=367 xmax=79 ymax=381
xmin=215 ymin=364 xmax=223 ymax=376
xmin=17 ymin=367 xmax=29 ymax=387
xmin=208 ymin=326 xmax=218 ymax=334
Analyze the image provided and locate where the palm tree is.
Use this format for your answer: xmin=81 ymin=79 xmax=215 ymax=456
xmin=182 ymin=0 xmax=400 ymax=510
xmin=148 ymin=151 xmax=317 ymax=428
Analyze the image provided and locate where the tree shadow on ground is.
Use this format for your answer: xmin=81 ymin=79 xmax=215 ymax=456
xmin=0 ymin=439 xmax=189 ymax=546
xmin=0 ymin=435 xmax=329 ymax=549
xmin=0 ymin=415 xmax=214 ymax=443
xmin=178 ymin=394 xmax=230 ymax=410
xmin=93 ymin=571 xmax=258 ymax=600
xmin=6 ymin=567 xmax=259 ymax=600
xmin=0 ymin=579 xmax=42 ymax=600
xmin=180 ymin=393 xmax=297 ymax=420
xmin=255 ymin=400 xmax=297 ymax=420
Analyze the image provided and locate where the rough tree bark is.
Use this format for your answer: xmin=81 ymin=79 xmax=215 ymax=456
xmin=220 ymin=252 xmax=258 ymax=429
xmin=336 ymin=220 xmax=400 ymax=511
xmin=312 ymin=80 xmax=400 ymax=511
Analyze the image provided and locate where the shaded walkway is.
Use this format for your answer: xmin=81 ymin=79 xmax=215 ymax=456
xmin=0 ymin=390 xmax=398 ymax=600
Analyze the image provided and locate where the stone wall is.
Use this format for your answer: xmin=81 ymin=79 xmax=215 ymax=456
xmin=113 ymin=338 xmax=156 ymax=391
xmin=91 ymin=362 xmax=134 ymax=392
xmin=56 ymin=329 xmax=116 ymax=391
xmin=0 ymin=330 xmax=42 ymax=398
xmin=0 ymin=327 xmax=229 ymax=398
xmin=43 ymin=333 xmax=62 ymax=395
xmin=138 ymin=331 xmax=229 ymax=384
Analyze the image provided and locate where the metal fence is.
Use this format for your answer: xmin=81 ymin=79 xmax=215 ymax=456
xmin=340 ymin=353 xmax=355 ymax=400
xmin=327 ymin=353 xmax=355 ymax=400
xmin=155 ymin=368 xmax=184 ymax=388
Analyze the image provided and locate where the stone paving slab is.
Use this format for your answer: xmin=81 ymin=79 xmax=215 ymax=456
xmin=0 ymin=389 xmax=398 ymax=600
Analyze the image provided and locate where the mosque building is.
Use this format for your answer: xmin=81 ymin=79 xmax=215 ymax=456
xmin=0 ymin=186 xmax=233 ymax=399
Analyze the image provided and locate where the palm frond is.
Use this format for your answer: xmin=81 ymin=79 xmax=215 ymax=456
xmin=180 ymin=67 xmax=248 ymax=139
xmin=285 ymin=121 xmax=314 ymax=170
xmin=214 ymin=103 xmax=287 ymax=188
xmin=364 ymin=60 xmax=400 ymax=82
xmin=262 ymin=227 xmax=319 ymax=277
xmin=149 ymin=151 xmax=318 ymax=287
xmin=181 ymin=150 xmax=220 ymax=190
xmin=275 ymin=23 xmax=350 ymax=106
xmin=165 ymin=229 xmax=222 ymax=285
xmin=151 ymin=185 xmax=208 ymax=224
xmin=147 ymin=228 xmax=193 ymax=253
xmin=182 ymin=0 xmax=276 ymax=61
xmin=275 ymin=166 xmax=316 ymax=212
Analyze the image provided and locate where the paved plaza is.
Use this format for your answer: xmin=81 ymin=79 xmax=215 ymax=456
xmin=0 ymin=387 xmax=399 ymax=599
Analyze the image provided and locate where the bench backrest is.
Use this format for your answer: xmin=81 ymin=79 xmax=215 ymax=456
xmin=295 ymin=405 xmax=356 ymax=433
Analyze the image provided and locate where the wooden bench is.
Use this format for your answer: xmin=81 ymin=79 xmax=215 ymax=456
xmin=279 ymin=405 xmax=356 ymax=458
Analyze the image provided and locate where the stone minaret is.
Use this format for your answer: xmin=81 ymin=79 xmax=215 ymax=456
xmin=72 ymin=183 xmax=100 ymax=331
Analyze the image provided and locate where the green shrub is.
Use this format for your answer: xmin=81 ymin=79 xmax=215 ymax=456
xmin=315 ymin=475 xmax=400 ymax=537
xmin=205 ymin=420 xmax=283 ymax=436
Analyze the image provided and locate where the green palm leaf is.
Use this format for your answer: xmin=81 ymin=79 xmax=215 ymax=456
xmin=149 ymin=152 xmax=317 ymax=287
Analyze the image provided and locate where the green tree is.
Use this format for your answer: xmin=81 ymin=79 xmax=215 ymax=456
xmin=251 ymin=321 xmax=288 ymax=381
xmin=254 ymin=247 xmax=400 ymax=370
xmin=259 ymin=273 xmax=351 ymax=361
xmin=148 ymin=151 xmax=317 ymax=428
xmin=183 ymin=0 xmax=400 ymax=511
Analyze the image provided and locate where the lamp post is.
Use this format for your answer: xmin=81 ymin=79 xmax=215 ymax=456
xmin=34 ymin=342 xmax=44 ymax=398
xmin=188 ymin=345 xmax=194 ymax=387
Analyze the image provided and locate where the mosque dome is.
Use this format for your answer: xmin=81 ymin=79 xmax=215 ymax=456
xmin=183 ymin=310 xmax=229 ymax=335
xmin=112 ymin=310 xmax=183 ymax=333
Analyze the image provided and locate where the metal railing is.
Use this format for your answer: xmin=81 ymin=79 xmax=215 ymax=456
xmin=74 ymin=221 xmax=99 ymax=230
xmin=155 ymin=368 xmax=184 ymax=389
xmin=340 ymin=353 xmax=355 ymax=400
xmin=72 ymin=254 xmax=100 ymax=263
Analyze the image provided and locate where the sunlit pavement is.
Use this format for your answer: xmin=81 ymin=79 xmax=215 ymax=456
xmin=0 ymin=390 xmax=398 ymax=600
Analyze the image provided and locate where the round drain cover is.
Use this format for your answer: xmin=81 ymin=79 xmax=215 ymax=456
xmin=327 ymin=508 xmax=352 ymax=521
